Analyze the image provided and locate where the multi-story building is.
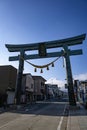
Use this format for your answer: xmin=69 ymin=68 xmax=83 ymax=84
xmin=45 ymin=84 xmax=59 ymax=99
xmin=0 ymin=65 xmax=47 ymax=105
xmin=74 ymin=80 xmax=87 ymax=102
xmin=0 ymin=65 xmax=17 ymax=93
xmin=32 ymin=76 xmax=46 ymax=101
xmin=45 ymin=84 xmax=54 ymax=99
xmin=51 ymin=84 xmax=59 ymax=97
xmin=22 ymin=73 xmax=34 ymax=103
xmin=0 ymin=65 xmax=17 ymax=105
xmin=80 ymin=80 xmax=87 ymax=102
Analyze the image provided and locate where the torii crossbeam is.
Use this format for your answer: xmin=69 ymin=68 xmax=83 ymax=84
xmin=5 ymin=34 xmax=86 ymax=105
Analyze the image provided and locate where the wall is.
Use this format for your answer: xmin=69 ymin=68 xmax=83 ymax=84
xmin=0 ymin=65 xmax=17 ymax=93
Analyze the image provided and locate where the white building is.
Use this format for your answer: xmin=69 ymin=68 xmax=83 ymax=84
xmin=22 ymin=73 xmax=34 ymax=103
xmin=45 ymin=84 xmax=59 ymax=99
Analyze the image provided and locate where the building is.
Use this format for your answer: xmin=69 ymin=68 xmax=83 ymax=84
xmin=74 ymin=80 xmax=87 ymax=102
xmin=45 ymin=84 xmax=59 ymax=99
xmin=45 ymin=84 xmax=54 ymax=99
xmin=0 ymin=65 xmax=47 ymax=105
xmin=21 ymin=75 xmax=46 ymax=102
xmin=32 ymin=76 xmax=46 ymax=101
xmin=0 ymin=65 xmax=17 ymax=93
xmin=0 ymin=65 xmax=17 ymax=105
xmin=21 ymin=73 xmax=34 ymax=103
xmin=51 ymin=84 xmax=59 ymax=97
xmin=80 ymin=80 xmax=87 ymax=102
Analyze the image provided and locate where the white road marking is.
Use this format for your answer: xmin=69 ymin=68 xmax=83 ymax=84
xmin=57 ymin=105 xmax=66 ymax=130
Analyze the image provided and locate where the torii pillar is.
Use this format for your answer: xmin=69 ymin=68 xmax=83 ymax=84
xmin=63 ymin=45 xmax=76 ymax=106
xmin=15 ymin=50 xmax=24 ymax=104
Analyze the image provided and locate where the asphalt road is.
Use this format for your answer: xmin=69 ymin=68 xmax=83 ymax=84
xmin=0 ymin=99 xmax=68 ymax=130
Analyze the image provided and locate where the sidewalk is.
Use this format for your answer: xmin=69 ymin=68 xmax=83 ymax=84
xmin=67 ymin=103 xmax=87 ymax=130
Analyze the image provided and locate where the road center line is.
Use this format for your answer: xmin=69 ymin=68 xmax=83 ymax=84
xmin=57 ymin=105 xmax=66 ymax=130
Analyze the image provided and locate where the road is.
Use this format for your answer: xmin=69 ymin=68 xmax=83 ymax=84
xmin=0 ymin=99 xmax=68 ymax=130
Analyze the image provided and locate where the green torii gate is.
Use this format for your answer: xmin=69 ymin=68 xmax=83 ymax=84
xmin=5 ymin=34 xmax=86 ymax=106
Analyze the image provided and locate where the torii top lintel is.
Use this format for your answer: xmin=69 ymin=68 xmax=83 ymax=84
xmin=5 ymin=34 xmax=86 ymax=52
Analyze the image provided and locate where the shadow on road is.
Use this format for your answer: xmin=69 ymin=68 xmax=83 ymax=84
xmin=0 ymin=98 xmax=69 ymax=116
xmin=1 ymin=99 xmax=87 ymax=117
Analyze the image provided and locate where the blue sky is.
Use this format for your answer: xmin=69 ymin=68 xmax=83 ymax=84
xmin=0 ymin=0 xmax=87 ymax=87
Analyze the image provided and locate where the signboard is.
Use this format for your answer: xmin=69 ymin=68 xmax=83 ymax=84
xmin=38 ymin=43 xmax=47 ymax=57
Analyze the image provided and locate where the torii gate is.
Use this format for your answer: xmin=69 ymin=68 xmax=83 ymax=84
xmin=5 ymin=34 xmax=86 ymax=106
